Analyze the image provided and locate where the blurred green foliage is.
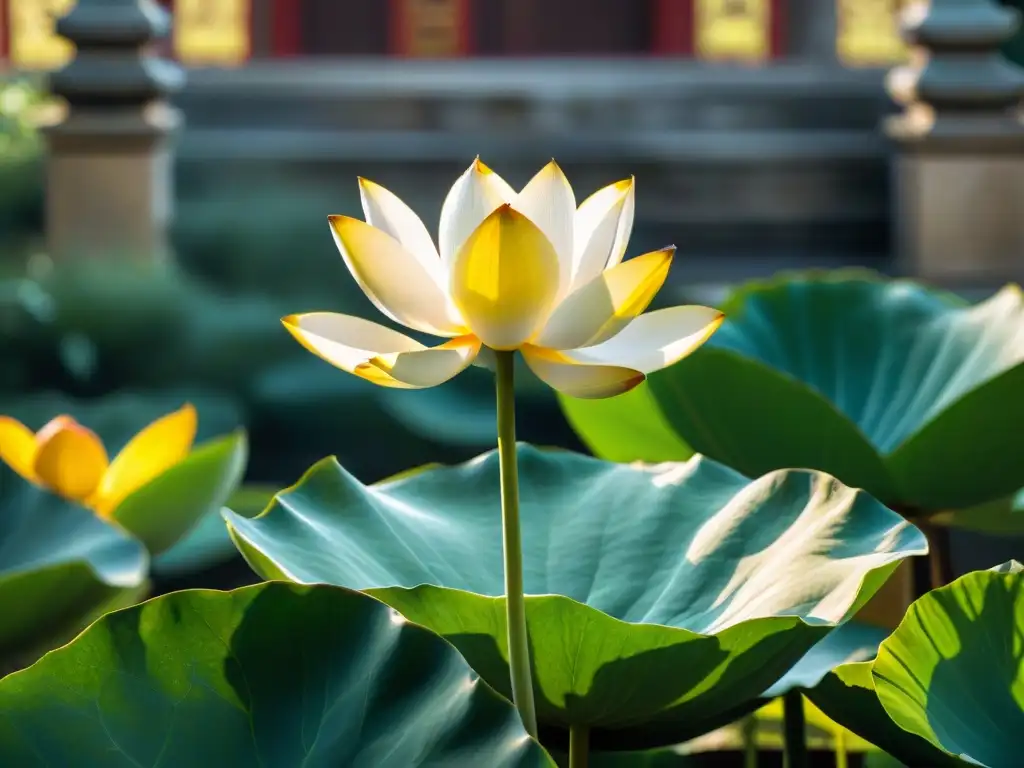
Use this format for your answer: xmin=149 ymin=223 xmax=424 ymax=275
xmin=0 ymin=185 xmax=579 ymax=495
xmin=0 ymin=76 xmax=44 ymax=244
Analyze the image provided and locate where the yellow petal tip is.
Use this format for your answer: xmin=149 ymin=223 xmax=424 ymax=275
xmin=472 ymin=157 xmax=494 ymax=175
xmin=356 ymin=177 xmax=384 ymax=195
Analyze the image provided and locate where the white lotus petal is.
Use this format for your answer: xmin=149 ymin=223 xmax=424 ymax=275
xmin=512 ymin=160 xmax=576 ymax=300
xmin=439 ymin=158 xmax=515 ymax=269
xmin=283 ymin=313 xmax=478 ymax=389
xmin=572 ymin=178 xmax=635 ymax=293
xmin=563 ymin=305 xmax=724 ymax=373
xmin=535 ymin=248 xmax=674 ymax=350
xmin=358 ymin=177 xmax=441 ymax=268
xmin=522 ymin=345 xmax=644 ymax=399
xmin=329 ymin=215 xmax=465 ymax=337
xmin=370 ymin=335 xmax=482 ymax=387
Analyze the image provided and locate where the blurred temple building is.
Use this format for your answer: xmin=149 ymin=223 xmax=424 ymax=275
xmin=7 ymin=1 xmax=1024 ymax=280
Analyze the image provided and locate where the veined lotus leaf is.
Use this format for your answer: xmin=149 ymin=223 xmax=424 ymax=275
xmin=587 ymin=273 xmax=1024 ymax=519
xmin=806 ymin=661 xmax=959 ymax=767
xmin=224 ymin=445 xmax=925 ymax=750
xmin=0 ymin=472 xmax=148 ymax=660
xmin=0 ymin=582 xmax=553 ymax=767
xmin=805 ymin=563 xmax=1024 ymax=765
xmin=870 ymin=563 xmax=1024 ymax=766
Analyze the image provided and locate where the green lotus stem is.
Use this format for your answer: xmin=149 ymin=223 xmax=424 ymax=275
xmin=782 ymin=691 xmax=808 ymax=768
xmin=834 ymin=723 xmax=848 ymax=768
xmin=494 ymin=351 xmax=538 ymax=739
xmin=740 ymin=714 xmax=758 ymax=768
xmin=568 ymin=724 xmax=589 ymax=768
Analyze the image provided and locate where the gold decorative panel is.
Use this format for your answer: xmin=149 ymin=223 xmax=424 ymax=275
xmin=174 ymin=0 xmax=250 ymax=66
xmin=837 ymin=0 xmax=917 ymax=67
xmin=394 ymin=0 xmax=467 ymax=57
xmin=695 ymin=0 xmax=771 ymax=63
xmin=8 ymin=0 xmax=75 ymax=71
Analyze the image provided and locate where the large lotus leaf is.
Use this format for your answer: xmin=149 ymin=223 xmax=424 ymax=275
xmin=784 ymin=621 xmax=958 ymax=764
xmin=870 ymin=563 xmax=1024 ymax=766
xmin=224 ymin=446 xmax=926 ymax=750
xmin=803 ymin=565 xmax=1024 ymax=765
xmin=0 ymin=582 xmax=554 ymax=768
xmin=808 ymin=663 xmax=964 ymax=766
xmin=642 ymin=274 xmax=1024 ymax=514
xmin=559 ymin=382 xmax=692 ymax=463
xmin=111 ymin=431 xmax=248 ymax=556
xmin=0 ymin=471 xmax=148 ymax=660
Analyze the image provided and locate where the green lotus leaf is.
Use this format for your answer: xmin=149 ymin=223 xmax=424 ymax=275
xmin=805 ymin=562 xmax=1024 ymax=765
xmin=111 ymin=430 xmax=248 ymax=556
xmin=0 ymin=472 xmax=148 ymax=660
xmin=869 ymin=563 xmax=1024 ymax=766
xmin=637 ymin=273 xmax=1024 ymax=513
xmin=224 ymin=446 xmax=925 ymax=750
xmin=0 ymin=582 xmax=553 ymax=767
xmin=806 ymin=661 xmax=959 ymax=767
xmin=558 ymin=382 xmax=692 ymax=463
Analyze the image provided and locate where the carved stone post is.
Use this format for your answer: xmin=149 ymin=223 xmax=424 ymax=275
xmin=885 ymin=0 xmax=1024 ymax=283
xmin=42 ymin=0 xmax=185 ymax=263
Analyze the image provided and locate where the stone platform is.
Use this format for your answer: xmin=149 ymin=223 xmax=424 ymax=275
xmin=174 ymin=58 xmax=896 ymax=278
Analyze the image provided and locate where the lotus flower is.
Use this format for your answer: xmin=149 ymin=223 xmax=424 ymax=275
xmin=0 ymin=405 xmax=196 ymax=517
xmin=284 ymin=159 xmax=723 ymax=399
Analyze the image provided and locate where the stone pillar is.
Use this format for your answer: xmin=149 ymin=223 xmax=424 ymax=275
xmin=885 ymin=0 xmax=1024 ymax=284
xmin=42 ymin=0 xmax=185 ymax=263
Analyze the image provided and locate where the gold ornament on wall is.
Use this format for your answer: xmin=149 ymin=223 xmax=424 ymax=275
xmin=394 ymin=0 xmax=467 ymax=57
xmin=174 ymin=0 xmax=250 ymax=67
xmin=837 ymin=0 xmax=916 ymax=67
xmin=8 ymin=0 xmax=76 ymax=71
xmin=695 ymin=0 xmax=771 ymax=63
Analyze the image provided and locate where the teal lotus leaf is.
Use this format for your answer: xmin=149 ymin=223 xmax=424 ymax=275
xmin=111 ymin=430 xmax=247 ymax=556
xmin=870 ymin=562 xmax=1024 ymax=766
xmin=614 ymin=274 xmax=1024 ymax=516
xmin=0 ymin=472 xmax=148 ymax=659
xmin=0 ymin=582 xmax=554 ymax=767
xmin=763 ymin=621 xmax=890 ymax=698
xmin=224 ymin=445 xmax=925 ymax=750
